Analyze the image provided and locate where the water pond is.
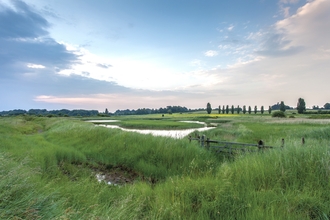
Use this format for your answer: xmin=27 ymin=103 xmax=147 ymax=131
xmin=86 ymin=120 xmax=215 ymax=139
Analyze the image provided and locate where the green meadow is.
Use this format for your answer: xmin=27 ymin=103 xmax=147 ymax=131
xmin=1 ymin=112 xmax=330 ymax=219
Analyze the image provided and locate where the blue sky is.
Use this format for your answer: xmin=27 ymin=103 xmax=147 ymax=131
xmin=1 ymin=0 xmax=329 ymax=112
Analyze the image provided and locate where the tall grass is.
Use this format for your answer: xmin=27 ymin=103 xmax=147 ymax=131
xmin=1 ymin=115 xmax=330 ymax=219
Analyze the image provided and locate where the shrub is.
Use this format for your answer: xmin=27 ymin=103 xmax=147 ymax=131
xmin=272 ymin=111 xmax=286 ymax=118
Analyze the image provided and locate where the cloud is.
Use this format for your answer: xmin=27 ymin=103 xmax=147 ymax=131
xmin=227 ymin=24 xmax=234 ymax=31
xmin=1 ymin=0 xmax=329 ymax=112
xmin=0 ymin=0 xmax=49 ymax=39
xmin=255 ymin=30 xmax=303 ymax=57
xmin=56 ymin=43 xmax=218 ymax=91
xmin=190 ymin=59 xmax=202 ymax=67
xmin=0 ymin=0 xmax=79 ymax=77
xmin=278 ymin=0 xmax=300 ymax=17
xmin=97 ymin=63 xmax=113 ymax=69
xmin=194 ymin=0 xmax=330 ymax=107
xmin=32 ymin=89 xmax=219 ymax=112
xmin=204 ymin=50 xmax=218 ymax=57
xmin=27 ymin=63 xmax=45 ymax=69
xmin=254 ymin=0 xmax=330 ymax=58
xmin=0 ymin=1 xmax=135 ymax=111
xmin=280 ymin=0 xmax=299 ymax=4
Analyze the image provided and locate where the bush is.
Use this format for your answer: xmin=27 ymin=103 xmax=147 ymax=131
xmin=272 ymin=111 xmax=286 ymax=118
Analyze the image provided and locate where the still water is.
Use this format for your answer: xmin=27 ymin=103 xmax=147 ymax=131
xmin=86 ymin=120 xmax=215 ymax=139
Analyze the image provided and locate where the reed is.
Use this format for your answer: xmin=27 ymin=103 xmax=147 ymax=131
xmin=0 ymin=115 xmax=329 ymax=219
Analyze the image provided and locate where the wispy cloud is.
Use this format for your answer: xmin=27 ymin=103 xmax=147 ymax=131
xmin=27 ymin=63 xmax=45 ymax=69
xmin=278 ymin=0 xmax=300 ymax=17
xmin=280 ymin=0 xmax=299 ymax=4
xmin=97 ymin=63 xmax=113 ymax=69
xmin=190 ymin=59 xmax=202 ymax=67
xmin=204 ymin=50 xmax=218 ymax=57
xmin=227 ymin=24 xmax=234 ymax=31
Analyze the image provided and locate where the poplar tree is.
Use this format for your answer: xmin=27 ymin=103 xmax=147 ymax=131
xmin=243 ymin=105 xmax=246 ymax=114
xmin=206 ymin=103 xmax=212 ymax=114
xmin=280 ymin=101 xmax=286 ymax=112
xmin=297 ymin=98 xmax=306 ymax=114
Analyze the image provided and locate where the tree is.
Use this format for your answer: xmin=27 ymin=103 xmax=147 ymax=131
xmin=231 ymin=105 xmax=234 ymax=114
xmin=280 ymin=101 xmax=286 ymax=112
xmin=237 ymin=105 xmax=240 ymax=114
xmin=297 ymin=98 xmax=306 ymax=114
xmin=261 ymin=106 xmax=264 ymax=114
xmin=268 ymin=106 xmax=272 ymax=114
xmin=206 ymin=103 xmax=212 ymax=114
xmin=324 ymin=103 xmax=330 ymax=109
xmin=248 ymin=106 xmax=251 ymax=114
xmin=243 ymin=105 xmax=246 ymax=114
xmin=271 ymin=102 xmax=292 ymax=111
xmin=272 ymin=111 xmax=286 ymax=118
xmin=254 ymin=106 xmax=257 ymax=114
xmin=226 ymin=105 xmax=229 ymax=114
xmin=218 ymin=105 xmax=221 ymax=114
xmin=105 ymin=108 xmax=109 ymax=115
xmin=222 ymin=105 xmax=225 ymax=114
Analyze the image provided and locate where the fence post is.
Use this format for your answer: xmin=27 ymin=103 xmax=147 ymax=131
xmin=302 ymin=137 xmax=305 ymax=145
xmin=189 ymin=135 xmax=191 ymax=143
xmin=281 ymin=138 xmax=285 ymax=148
xmin=258 ymin=140 xmax=264 ymax=151
xmin=206 ymin=137 xmax=210 ymax=149
xmin=201 ymin=135 xmax=205 ymax=148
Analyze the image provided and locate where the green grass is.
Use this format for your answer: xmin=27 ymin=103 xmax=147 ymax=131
xmin=1 ymin=114 xmax=330 ymax=219
xmin=116 ymin=119 xmax=204 ymax=130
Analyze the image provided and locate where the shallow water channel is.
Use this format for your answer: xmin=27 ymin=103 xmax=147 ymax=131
xmin=86 ymin=120 xmax=215 ymax=139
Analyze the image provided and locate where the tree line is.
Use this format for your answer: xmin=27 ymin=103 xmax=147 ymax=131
xmin=1 ymin=100 xmax=329 ymax=117
xmin=206 ymin=99 xmax=330 ymax=115
xmin=112 ymin=106 xmax=195 ymax=115
xmin=0 ymin=109 xmax=99 ymax=117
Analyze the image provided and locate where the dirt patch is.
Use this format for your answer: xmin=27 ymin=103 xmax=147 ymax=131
xmin=93 ymin=165 xmax=140 ymax=185
xmin=58 ymin=161 xmax=155 ymax=186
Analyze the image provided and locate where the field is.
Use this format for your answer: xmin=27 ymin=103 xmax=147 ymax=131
xmin=1 ymin=112 xmax=330 ymax=219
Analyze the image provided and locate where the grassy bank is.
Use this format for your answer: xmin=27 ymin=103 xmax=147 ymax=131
xmin=0 ymin=114 xmax=330 ymax=219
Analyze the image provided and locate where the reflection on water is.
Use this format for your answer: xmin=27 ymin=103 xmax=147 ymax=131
xmin=85 ymin=120 xmax=119 ymax=123
xmin=86 ymin=120 xmax=215 ymax=139
xmin=98 ymin=124 xmax=214 ymax=139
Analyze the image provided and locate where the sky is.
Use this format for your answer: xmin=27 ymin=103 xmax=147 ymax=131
xmin=0 ymin=0 xmax=329 ymax=112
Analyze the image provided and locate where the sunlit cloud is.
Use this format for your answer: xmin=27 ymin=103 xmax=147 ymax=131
xmin=33 ymin=93 xmax=208 ymax=111
xmin=55 ymin=43 xmax=217 ymax=91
